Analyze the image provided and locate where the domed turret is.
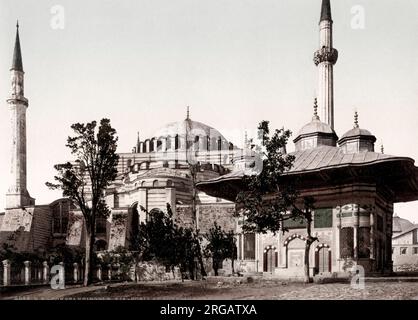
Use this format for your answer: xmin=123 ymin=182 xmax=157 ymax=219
xmin=293 ymin=98 xmax=338 ymax=151
xmin=338 ymin=112 xmax=376 ymax=153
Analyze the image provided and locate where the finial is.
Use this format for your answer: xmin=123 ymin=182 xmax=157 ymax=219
xmin=186 ymin=106 xmax=190 ymax=120
xmin=381 ymin=144 xmax=384 ymax=154
xmin=312 ymin=98 xmax=319 ymax=120
xmin=16 ymin=20 xmax=19 ymax=29
xmin=354 ymin=111 xmax=359 ymax=128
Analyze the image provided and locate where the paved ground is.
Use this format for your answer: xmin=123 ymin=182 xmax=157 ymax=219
xmin=2 ymin=278 xmax=418 ymax=300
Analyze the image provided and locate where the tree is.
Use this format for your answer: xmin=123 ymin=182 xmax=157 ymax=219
xmin=204 ymin=223 xmax=237 ymax=276
xmin=46 ymin=119 xmax=119 ymax=286
xmin=236 ymin=121 xmax=317 ymax=283
xmin=133 ymin=204 xmax=203 ymax=281
xmin=188 ymin=163 xmax=207 ymax=278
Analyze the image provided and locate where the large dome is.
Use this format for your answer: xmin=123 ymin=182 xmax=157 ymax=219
xmin=154 ymin=118 xmax=227 ymax=141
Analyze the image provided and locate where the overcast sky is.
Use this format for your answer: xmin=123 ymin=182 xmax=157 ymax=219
xmin=0 ymin=0 xmax=417 ymax=222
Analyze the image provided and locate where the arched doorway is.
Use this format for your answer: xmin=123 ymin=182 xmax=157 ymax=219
xmin=263 ymin=246 xmax=278 ymax=272
xmin=315 ymin=244 xmax=331 ymax=274
xmin=284 ymin=234 xmax=306 ymax=269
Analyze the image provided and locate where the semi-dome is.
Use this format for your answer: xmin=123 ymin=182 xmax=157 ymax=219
xmin=393 ymin=213 xmax=414 ymax=234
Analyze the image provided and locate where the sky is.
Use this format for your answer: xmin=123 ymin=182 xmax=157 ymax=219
xmin=0 ymin=0 xmax=417 ymax=222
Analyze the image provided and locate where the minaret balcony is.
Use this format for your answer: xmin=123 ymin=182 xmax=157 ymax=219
xmin=314 ymin=47 xmax=338 ymax=66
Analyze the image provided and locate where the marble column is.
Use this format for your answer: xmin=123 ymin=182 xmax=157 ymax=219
xmin=73 ymin=263 xmax=79 ymax=283
xmin=370 ymin=212 xmax=375 ymax=260
xmin=97 ymin=265 xmax=102 ymax=281
xmin=24 ymin=261 xmax=31 ymax=285
xmin=43 ymin=261 xmax=49 ymax=284
xmin=2 ymin=260 xmax=11 ymax=286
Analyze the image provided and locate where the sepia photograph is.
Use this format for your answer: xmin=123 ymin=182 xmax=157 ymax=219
xmin=0 ymin=0 xmax=418 ymax=315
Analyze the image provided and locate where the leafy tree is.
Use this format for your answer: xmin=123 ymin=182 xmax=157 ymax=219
xmin=236 ymin=121 xmax=317 ymax=283
xmin=133 ymin=204 xmax=203 ymax=280
xmin=46 ymin=119 xmax=119 ymax=286
xmin=204 ymin=223 xmax=237 ymax=276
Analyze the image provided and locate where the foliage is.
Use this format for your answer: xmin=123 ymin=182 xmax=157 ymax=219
xmin=0 ymin=243 xmax=44 ymax=267
xmin=204 ymin=223 xmax=237 ymax=276
xmin=132 ymin=204 xmax=203 ymax=280
xmin=46 ymin=118 xmax=119 ymax=286
xmin=99 ymin=246 xmax=134 ymax=280
xmin=47 ymin=244 xmax=87 ymax=266
xmin=236 ymin=121 xmax=317 ymax=283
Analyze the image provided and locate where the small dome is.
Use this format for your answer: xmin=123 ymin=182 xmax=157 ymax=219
xmin=296 ymin=118 xmax=336 ymax=137
xmin=393 ymin=214 xmax=414 ymax=234
xmin=293 ymin=99 xmax=338 ymax=151
xmin=340 ymin=127 xmax=375 ymax=140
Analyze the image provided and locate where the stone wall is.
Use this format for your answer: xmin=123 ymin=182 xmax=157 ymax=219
xmin=175 ymin=204 xmax=236 ymax=234
xmin=0 ymin=207 xmax=35 ymax=252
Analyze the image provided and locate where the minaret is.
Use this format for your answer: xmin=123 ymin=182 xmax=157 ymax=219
xmin=314 ymin=0 xmax=338 ymax=130
xmin=6 ymin=22 xmax=34 ymax=209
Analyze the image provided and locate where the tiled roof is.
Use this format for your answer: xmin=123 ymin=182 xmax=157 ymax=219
xmin=198 ymin=146 xmax=414 ymax=185
xmin=288 ymin=146 xmax=399 ymax=174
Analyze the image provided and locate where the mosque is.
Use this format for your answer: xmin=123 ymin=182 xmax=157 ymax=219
xmin=1 ymin=0 xmax=418 ymax=278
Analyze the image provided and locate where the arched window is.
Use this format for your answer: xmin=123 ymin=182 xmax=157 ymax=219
xmin=206 ymin=136 xmax=210 ymax=151
xmin=150 ymin=138 xmax=155 ymax=152
xmin=153 ymin=180 xmax=159 ymax=188
xmin=141 ymin=181 xmax=146 ymax=188
xmin=130 ymin=203 xmax=140 ymax=249
xmin=175 ymin=135 xmax=180 ymax=150
xmin=96 ymin=216 xmax=107 ymax=234
xmin=244 ymin=233 xmax=256 ymax=260
xmin=194 ymin=136 xmax=200 ymax=151
xmin=51 ymin=200 xmax=70 ymax=235
xmin=167 ymin=180 xmax=173 ymax=187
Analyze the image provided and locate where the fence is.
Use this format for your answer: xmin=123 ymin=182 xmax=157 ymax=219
xmin=1 ymin=259 xmax=123 ymax=288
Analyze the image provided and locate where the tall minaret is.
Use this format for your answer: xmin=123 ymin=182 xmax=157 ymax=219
xmin=6 ymin=22 xmax=34 ymax=209
xmin=314 ymin=0 xmax=338 ymax=130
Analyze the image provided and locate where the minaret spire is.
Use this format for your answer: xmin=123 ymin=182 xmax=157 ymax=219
xmin=186 ymin=106 xmax=190 ymax=120
xmin=320 ymin=0 xmax=332 ymax=22
xmin=12 ymin=21 xmax=24 ymax=72
xmin=6 ymin=22 xmax=33 ymax=208
xmin=314 ymin=0 xmax=338 ymax=130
